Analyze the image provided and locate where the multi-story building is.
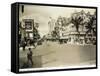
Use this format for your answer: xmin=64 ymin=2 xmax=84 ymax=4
xmin=48 ymin=17 xmax=56 ymax=35
xmin=47 ymin=13 xmax=96 ymax=45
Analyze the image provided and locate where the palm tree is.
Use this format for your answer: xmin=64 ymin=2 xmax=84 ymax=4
xmin=85 ymin=12 xmax=96 ymax=44
xmin=85 ymin=13 xmax=96 ymax=36
xmin=71 ymin=10 xmax=85 ymax=33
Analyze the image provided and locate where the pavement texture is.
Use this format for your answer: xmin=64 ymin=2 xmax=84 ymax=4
xmin=19 ymin=41 xmax=96 ymax=69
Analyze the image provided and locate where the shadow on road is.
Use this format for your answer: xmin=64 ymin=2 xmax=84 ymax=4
xmin=19 ymin=55 xmax=42 ymax=69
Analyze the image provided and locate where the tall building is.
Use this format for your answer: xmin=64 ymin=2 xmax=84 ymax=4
xmin=48 ymin=17 xmax=56 ymax=35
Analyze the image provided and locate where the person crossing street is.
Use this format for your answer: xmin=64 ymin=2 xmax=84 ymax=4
xmin=27 ymin=48 xmax=33 ymax=66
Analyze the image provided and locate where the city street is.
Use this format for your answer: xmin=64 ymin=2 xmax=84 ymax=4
xmin=19 ymin=41 xmax=96 ymax=69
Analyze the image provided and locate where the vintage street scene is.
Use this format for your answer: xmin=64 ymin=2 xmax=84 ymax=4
xmin=19 ymin=4 xmax=96 ymax=70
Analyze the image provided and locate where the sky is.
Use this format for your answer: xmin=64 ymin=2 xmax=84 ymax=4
xmin=19 ymin=4 xmax=96 ymax=37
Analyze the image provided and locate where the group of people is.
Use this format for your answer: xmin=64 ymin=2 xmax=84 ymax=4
xmin=20 ymin=37 xmax=44 ymax=67
xmin=20 ymin=37 xmax=37 ymax=51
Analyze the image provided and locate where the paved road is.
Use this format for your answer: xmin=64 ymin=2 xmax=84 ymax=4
xmin=19 ymin=41 xmax=96 ymax=69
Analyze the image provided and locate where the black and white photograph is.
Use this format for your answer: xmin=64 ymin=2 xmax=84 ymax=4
xmin=18 ymin=3 xmax=97 ymax=72
xmin=0 ymin=0 xmax=100 ymax=75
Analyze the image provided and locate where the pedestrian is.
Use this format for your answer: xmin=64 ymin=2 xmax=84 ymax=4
xmin=27 ymin=48 xmax=33 ymax=66
xmin=23 ymin=41 xmax=26 ymax=51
